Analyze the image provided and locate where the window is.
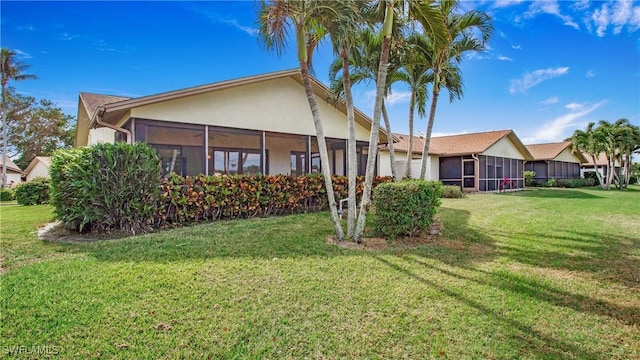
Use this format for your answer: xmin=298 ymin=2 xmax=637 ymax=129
xmin=291 ymin=152 xmax=307 ymax=176
xmin=211 ymin=148 xmax=264 ymax=175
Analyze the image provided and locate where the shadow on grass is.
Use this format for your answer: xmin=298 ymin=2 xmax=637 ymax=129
xmin=61 ymin=212 xmax=348 ymax=263
xmin=386 ymin=207 xmax=497 ymax=266
xmin=500 ymin=188 xmax=603 ymax=199
xmin=491 ymin=228 xmax=640 ymax=288
xmin=372 ymin=255 xmax=605 ymax=359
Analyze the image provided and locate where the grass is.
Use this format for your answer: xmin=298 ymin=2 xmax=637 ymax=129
xmin=1 ymin=186 xmax=639 ymax=359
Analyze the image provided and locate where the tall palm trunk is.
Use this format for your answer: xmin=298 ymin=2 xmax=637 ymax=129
xmin=404 ymin=90 xmax=416 ymax=179
xmin=382 ymin=101 xmax=398 ymax=181
xmin=299 ymin=60 xmax=345 ymax=240
xmin=419 ymin=74 xmax=441 ymax=180
xmin=341 ymin=50 xmax=357 ymax=238
xmin=353 ymin=0 xmax=394 ymax=243
xmin=589 ymin=155 xmax=605 ymax=189
xmin=1 ymin=108 xmax=7 ymax=189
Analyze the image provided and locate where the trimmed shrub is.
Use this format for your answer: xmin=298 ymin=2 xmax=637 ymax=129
xmin=15 ymin=177 xmax=50 ymax=205
xmin=442 ymin=185 xmax=464 ymax=198
xmin=372 ymin=180 xmax=442 ymax=240
xmin=156 ymin=174 xmax=393 ymax=226
xmin=524 ymin=171 xmax=536 ymax=187
xmin=50 ymin=143 xmax=161 ymax=234
xmin=0 ymin=188 xmax=15 ymax=201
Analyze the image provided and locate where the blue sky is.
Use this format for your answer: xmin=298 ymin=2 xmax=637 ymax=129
xmin=2 ymin=0 xmax=639 ymax=145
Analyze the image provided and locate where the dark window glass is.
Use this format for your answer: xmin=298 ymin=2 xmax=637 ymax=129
xmin=440 ymin=157 xmax=462 ymax=179
xmin=463 ymin=161 xmax=475 ymax=176
xmin=479 ymin=156 xmax=486 ymax=178
xmin=464 ymin=177 xmax=474 ymax=188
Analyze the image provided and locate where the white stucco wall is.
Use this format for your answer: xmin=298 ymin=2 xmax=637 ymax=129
xmin=379 ymin=151 xmax=439 ymax=180
xmin=483 ymin=137 xmax=525 ymax=159
xmin=5 ymin=172 xmax=22 ymax=186
xmin=26 ymin=162 xmax=49 ymax=181
xmin=88 ymin=128 xmax=115 ymax=145
xmin=555 ymin=147 xmax=582 ymax=163
xmin=130 ymin=77 xmax=372 ymax=142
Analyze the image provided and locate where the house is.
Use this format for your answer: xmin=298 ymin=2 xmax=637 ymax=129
xmin=580 ymin=152 xmax=620 ymax=179
xmin=24 ymin=156 xmax=51 ymax=181
xmin=379 ymin=130 xmax=534 ymax=192
xmin=0 ymin=157 xmax=22 ymax=187
xmin=524 ymin=141 xmax=587 ymax=184
xmin=75 ymin=69 xmax=390 ymax=178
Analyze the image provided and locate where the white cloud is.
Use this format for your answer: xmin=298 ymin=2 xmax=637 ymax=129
xmin=13 ymin=49 xmax=32 ymax=59
xmin=385 ymin=91 xmax=412 ymax=105
xmin=586 ymin=70 xmax=596 ymax=78
xmin=221 ymin=18 xmax=258 ymax=36
xmin=494 ymin=0 xmax=526 ymax=9
xmin=58 ymin=32 xmax=80 ymax=41
xmin=588 ymin=0 xmax=640 ymax=37
xmin=193 ymin=7 xmax=258 ymax=36
xmin=497 ymin=55 xmax=513 ymax=61
xmin=522 ymin=100 xmax=607 ymax=143
xmin=541 ymin=96 xmax=559 ymax=105
xmin=431 ymin=130 xmax=470 ymax=138
xmin=511 ymin=44 xmax=522 ymax=50
xmin=525 ymin=0 xmax=580 ymax=29
xmin=17 ymin=25 xmax=36 ymax=32
xmin=509 ymin=67 xmax=570 ymax=94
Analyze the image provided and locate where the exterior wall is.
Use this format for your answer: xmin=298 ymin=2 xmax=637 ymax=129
xmin=6 ymin=171 xmax=22 ymax=187
xmin=483 ymin=137 xmax=525 ymax=159
xmin=75 ymin=101 xmax=91 ymax=147
xmin=88 ymin=128 xmax=115 ymax=145
xmin=525 ymin=159 xmax=581 ymax=183
xmin=478 ymin=155 xmax=524 ymax=191
xmin=555 ymin=147 xmax=582 ymax=163
xmin=129 ymin=77 xmax=372 ymax=142
xmin=26 ymin=162 xmax=50 ymax=181
xmin=379 ymin=150 xmax=438 ymax=180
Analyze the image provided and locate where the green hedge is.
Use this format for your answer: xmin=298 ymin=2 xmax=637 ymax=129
xmin=50 ymin=143 xmax=161 ymax=234
xmin=15 ymin=177 xmax=50 ymax=205
xmin=442 ymin=185 xmax=464 ymax=198
xmin=372 ymin=180 xmax=442 ymax=240
xmin=157 ymin=174 xmax=392 ymax=226
xmin=0 ymin=188 xmax=15 ymax=201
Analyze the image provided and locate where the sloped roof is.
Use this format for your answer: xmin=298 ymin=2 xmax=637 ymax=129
xmin=582 ymin=151 xmax=609 ymax=166
xmin=79 ymin=92 xmax=130 ymax=120
xmin=1 ymin=157 xmax=22 ymax=173
xmin=24 ymin=156 xmax=51 ymax=174
xmin=81 ymin=69 xmax=391 ymax=143
xmin=525 ymin=141 xmax=588 ymax=162
xmin=385 ymin=130 xmax=533 ymax=159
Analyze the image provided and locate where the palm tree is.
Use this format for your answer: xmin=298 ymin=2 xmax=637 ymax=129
xmin=571 ymin=122 xmax=606 ymax=189
xmin=396 ymin=38 xmax=431 ymax=179
xmin=417 ymin=0 xmax=493 ymax=179
xmin=257 ymin=0 xmax=360 ymax=240
xmin=610 ymin=119 xmax=640 ymax=188
xmin=353 ymin=0 xmax=448 ymax=242
xmin=1 ymin=48 xmax=38 ymax=189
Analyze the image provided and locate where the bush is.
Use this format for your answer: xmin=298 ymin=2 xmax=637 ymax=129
xmin=524 ymin=171 xmax=536 ymax=187
xmin=554 ymin=178 xmax=597 ymax=188
xmin=629 ymin=176 xmax=638 ymax=185
xmin=50 ymin=143 xmax=161 ymax=234
xmin=0 ymin=188 xmax=15 ymax=201
xmin=14 ymin=177 xmax=50 ymax=205
xmin=543 ymin=178 xmax=556 ymax=187
xmin=156 ymin=174 xmax=393 ymax=226
xmin=442 ymin=185 xmax=464 ymax=198
xmin=372 ymin=180 xmax=442 ymax=240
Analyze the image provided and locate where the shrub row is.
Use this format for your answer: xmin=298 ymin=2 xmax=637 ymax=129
xmin=157 ymin=173 xmax=393 ymax=226
xmin=441 ymin=185 xmax=464 ymax=198
xmin=372 ymin=180 xmax=442 ymax=240
xmin=15 ymin=177 xmax=51 ymax=205
xmin=0 ymin=188 xmax=15 ymax=201
xmin=50 ymin=143 xmax=161 ymax=234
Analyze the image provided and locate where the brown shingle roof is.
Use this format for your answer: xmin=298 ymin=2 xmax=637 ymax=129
xmin=79 ymin=92 xmax=130 ymax=120
xmin=1 ymin=157 xmax=22 ymax=173
xmin=582 ymin=151 xmax=609 ymax=166
xmin=385 ymin=130 xmax=533 ymax=159
xmin=525 ymin=141 xmax=588 ymax=162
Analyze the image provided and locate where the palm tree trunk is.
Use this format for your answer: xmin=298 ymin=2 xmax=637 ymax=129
xmin=341 ymin=51 xmax=357 ymax=238
xmin=353 ymin=2 xmax=393 ymax=242
xmin=381 ymin=101 xmax=398 ymax=181
xmin=1 ymin=107 xmax=8 ymax=189
xmin=419 ymin=78 xmax=441 ymax=180
xmin=590 ymin=155 xmax=605 ymax=189
xmin=404 ymin=91 xmax=416 ymax=179
xmin=299 ymin=61 xmax=345 ymax=240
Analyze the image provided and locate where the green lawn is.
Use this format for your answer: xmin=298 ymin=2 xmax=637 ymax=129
xmin=1 ymin=187 xmax=639 ymax=359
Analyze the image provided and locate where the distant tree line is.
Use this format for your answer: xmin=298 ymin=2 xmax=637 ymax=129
xmin=1 ymin=48 xmax=75 ymax=188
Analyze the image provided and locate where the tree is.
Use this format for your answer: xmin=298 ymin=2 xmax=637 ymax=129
xmin=572 ymin=122 xmax=606 ymax=189
xmin=610 ymin=119 xmax=640 ymax=188
xmin=257 ymin=0 xmax=359 ymax=240
xmin=417 ymin=0 xmax=493 ymax=179
xmin=397 ymin=37 xmax=431 ymax=179
xmin=1 ymin=48 xmax=37 ymax=188
xmin=353 ymin=0 xmax=447 ymax=242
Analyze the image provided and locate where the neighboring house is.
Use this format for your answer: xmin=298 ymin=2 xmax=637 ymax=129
xmin=580 ymin=152 xmax=620 ymax=179
xmin=0 ymin=157 xmax=23 ymax=187
xmin=524 ymin=142 xmax=587 ymax=184
xmin=24 ymin=156 xmax=51 ymax=181
xmin=75 ymin=69 xmax=391 ymax=177
xmin=379 ymin=130 xmax=534 ymax=192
